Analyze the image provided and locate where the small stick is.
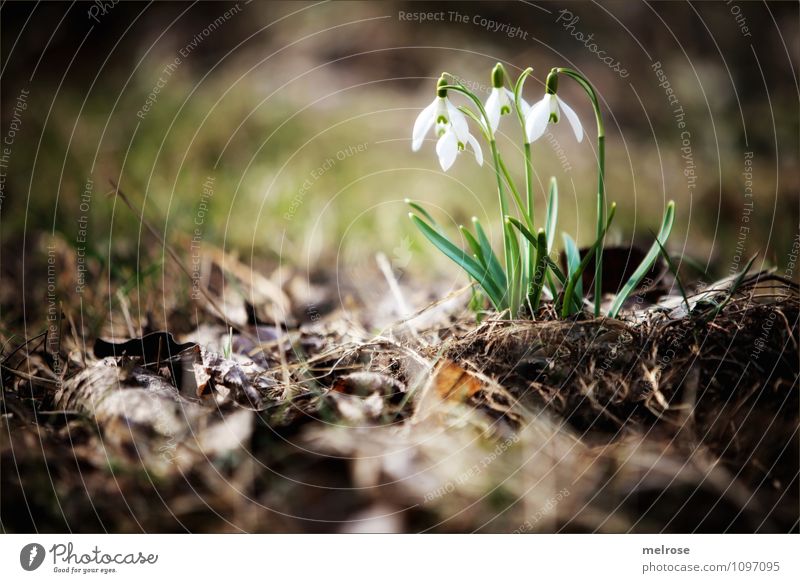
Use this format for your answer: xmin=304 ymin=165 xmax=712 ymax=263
xmin=1 ymin=364 xmax=60 ymax=387
xmin=376 ymin=252 xmax=421 ymax=343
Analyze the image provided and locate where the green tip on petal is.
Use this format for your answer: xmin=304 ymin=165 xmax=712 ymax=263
xmin=549 ymin=112 xmax=559 ymax=124
xmin=500 ymin=105 xmax=511 ymax=116
xmin=491 ymin=63 xmax=504 ymax=88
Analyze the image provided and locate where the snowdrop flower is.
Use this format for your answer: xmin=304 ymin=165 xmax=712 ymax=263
xmin=485 ymin=63 xmax=530 ymax=132
xmin=412 ymin=76 xmax=483 ymax=171
xmin=525 ymin=71 xmax=583 ymax=144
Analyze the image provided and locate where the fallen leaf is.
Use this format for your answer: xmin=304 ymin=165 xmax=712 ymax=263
xmin=433 ymin=360 xmax=482 ymax=402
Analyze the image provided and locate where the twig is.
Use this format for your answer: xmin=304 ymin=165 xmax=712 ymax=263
xmin=376 ymin=252 xmax=421 ymax=343
xmin=1 ymin=364 xmax=60 ymax=387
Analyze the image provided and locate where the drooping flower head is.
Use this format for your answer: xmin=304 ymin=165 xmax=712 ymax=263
xmin=525 ymin=69 xmax=584 ymax=144
xmin=485 ymin=63 xmax=530 ymax=132
xmin=412 ymin=75 xmax=483 ymax=171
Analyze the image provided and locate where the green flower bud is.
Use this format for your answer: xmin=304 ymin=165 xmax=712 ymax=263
xmin=491 ymin=63 xmax=504 ymax=88
xmin=437 ymin=75 xmax=448 ymax=98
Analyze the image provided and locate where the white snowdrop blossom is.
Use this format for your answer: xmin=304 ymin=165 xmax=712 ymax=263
xmin=412 ymin=94 xmax=483 ymax=172
xmin=485 ymin=87 xmax=530 ymax=132
xmin=525 ymin=92 xmax=584 ymax=144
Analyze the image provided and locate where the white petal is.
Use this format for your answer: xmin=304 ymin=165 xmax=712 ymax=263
xmin=507 ymin=88 xmax=530 ymax=117
xmin=435 ymin=129 xmax=459 ymax=171
xmin=446 ymin=100 xmax=470 ymax=142
xmin=485 ymin=88 xmax=501 ymax=132
xmin=524 ymin=95 xmax=551 ymax=143
xmin=557 ymin=96 xmax=584 ymax=142
xmin=466 ymin=133 xmax=483 ymax=166
xmin=412 ymin=99 xmax=437 ymax=151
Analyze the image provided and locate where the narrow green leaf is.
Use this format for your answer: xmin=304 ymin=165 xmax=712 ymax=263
xmin=472 ymin=217 xmax=507 ymax=291
xmin=545 ymin=177 xmax=558 ymax=254
xmin=707 ymin=252 xmax=758 ymax=319
xmin=410 ymin=213 xmax=505 ymax=308
xmin=505 ymin=221 xmax=523 ymax=317
xmin=506 ymin=216 xmax=538 ymax=248
xmin=529 ymin=229 xmax=549 ymax=311
xmin=543 ymin=256 xmax=567 ymax=285
xmin=607 ymin=201 xmax=676 ymax=318
xmin=652 ymin=236 xmax=690 ymax=315
xmin=459 ymin=225 xmax=485 ymax=267
xmin=562 ymin=203 xmax=617 ymax=318
xmin=542 ymin=255 xmax=581 ymax=313
xmin=405 ymin=199 xmax=440 ymax=231
xmin=562 ymin=232 xmax=584 ymax=301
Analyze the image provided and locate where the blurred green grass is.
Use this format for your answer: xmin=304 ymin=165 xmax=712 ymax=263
xmin=2 ymin=0 xmax=797 ymax=298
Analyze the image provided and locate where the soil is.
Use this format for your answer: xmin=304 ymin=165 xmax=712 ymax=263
xmin=1 ymin=248 xmax=797 ymax=533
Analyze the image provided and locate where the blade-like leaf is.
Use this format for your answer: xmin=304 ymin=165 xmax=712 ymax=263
xmin=472 ymin=217 xmax=507 ymax=291
xmin=543 ymin=256 xmax=567 ymax=285
xmin=707 ymin=252 xmax=758 ymax=319
xmin=542 ymin=255 xmax=582 ymax=313
xmin=505 ymin=221 xmax=523 ymax=317
xmin=405 ymin=199 xmax=440 ymax=232
xmin=410 ymin=213 xmax=505 ymax=308
xmin=652 ymin=236 xmax=689 ymax=314
xmin=562 ymin=203 xmax=617 ymax=318
xmin=562 ymin=232 xmax=584 ymax=301
xmin=607 ymin=201 xmax=675 ymax=318
xmin=459 ymin=225 xmax=485 ymax=267
xmin=529 ymin=229 xmax=549 ymax=310
xmin=545 ymin=177 xmax=558 ymax=254
xmin=506 ymin=216 xmax=538 ymax=248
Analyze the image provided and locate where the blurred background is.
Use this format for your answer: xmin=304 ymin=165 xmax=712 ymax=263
xmin=1 ymin=0 xmax=798 ymax=328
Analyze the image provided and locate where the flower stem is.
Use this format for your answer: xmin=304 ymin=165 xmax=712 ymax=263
xmin=524 ymin=142 xmax=534 ymax=279
xmin=490 ymin=139 xmax=514 ymax=315
xmin=442 ymin=78 xmax=518 ymax=316
xmin=555 ymin=68 xmax=606 ymax=316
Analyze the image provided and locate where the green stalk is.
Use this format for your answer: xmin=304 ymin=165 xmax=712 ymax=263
xmin=506 ymin=220 xmax=522 ymax=318
xmin=497 ymin=156 xmax=531 ymax=229
xmin=524 ymin=142 xmax=534 ymax=279
xmin=555 ymin=68 xmax=606 ymax=317
xmin=442 ymin=79 xmax=517 ymax=316
xmin=514 ymin=68 xmax=536 ymax=294
xmin=490 ymin=139 xmax=514 ymax=313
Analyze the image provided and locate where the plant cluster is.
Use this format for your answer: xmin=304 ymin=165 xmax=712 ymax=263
xmin=409 ymin=64 xmax=675 ymax=319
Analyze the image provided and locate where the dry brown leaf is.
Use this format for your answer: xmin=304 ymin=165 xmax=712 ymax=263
xmin=433 ymin=360 xmax=482 ymax=402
